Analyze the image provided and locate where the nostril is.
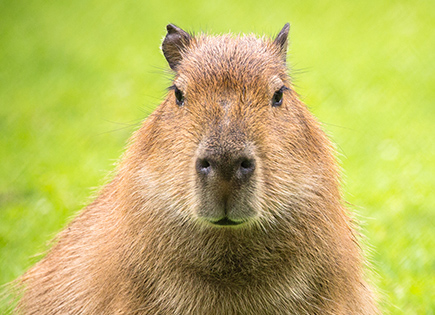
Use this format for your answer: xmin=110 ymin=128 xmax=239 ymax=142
xmin=196 ymin=158 xmax=212 ymax=176
xmin=239 ymin=158 xmax=255 ymax=176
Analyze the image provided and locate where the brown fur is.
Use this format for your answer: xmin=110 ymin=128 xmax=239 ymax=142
xmin=15 ymin=24 xmax=377 ymax=314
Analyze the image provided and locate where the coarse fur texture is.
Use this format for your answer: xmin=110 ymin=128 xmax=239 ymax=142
xmin=14 ymin=24 xmax=378 ymax=314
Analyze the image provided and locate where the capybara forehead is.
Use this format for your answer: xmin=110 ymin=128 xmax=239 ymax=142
xmin=176 ymin=35 xmax=287 ymax=92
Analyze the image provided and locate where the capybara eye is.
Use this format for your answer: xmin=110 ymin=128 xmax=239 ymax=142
xmin=272 ymin=86 xmax=287 ymax=107
xmin=174 ymin=87 xmax=185 ymax=106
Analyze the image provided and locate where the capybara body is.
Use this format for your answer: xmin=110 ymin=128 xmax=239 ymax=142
xmin=15 ymin=24 xmax=377 ymax=314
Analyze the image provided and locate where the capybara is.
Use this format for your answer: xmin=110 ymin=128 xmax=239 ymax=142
xmin=14 ymin=23 xmax=377 ymax=314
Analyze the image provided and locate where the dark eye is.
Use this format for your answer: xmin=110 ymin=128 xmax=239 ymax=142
xmin=174 ymin=87 xmax=185 ymax=106
xmin=271 ymin=86 xmax=288 ymax=107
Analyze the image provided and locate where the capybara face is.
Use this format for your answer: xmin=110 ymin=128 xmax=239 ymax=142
xmin=177 ymin=36 xmax=288 ymax=226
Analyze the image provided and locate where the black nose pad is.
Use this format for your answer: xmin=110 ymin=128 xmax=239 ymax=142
xmin=195 ymin=154 xmax=256 ymax=183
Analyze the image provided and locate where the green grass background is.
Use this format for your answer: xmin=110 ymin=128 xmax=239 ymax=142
xmin=1 ymin=0 xmax=434 ymax=313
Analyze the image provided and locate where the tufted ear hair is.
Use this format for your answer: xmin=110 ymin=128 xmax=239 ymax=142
xmin=161 ymin=24 xmax=192 ymax=71
xmin=273 ymin=23 xmax=290 ymax=62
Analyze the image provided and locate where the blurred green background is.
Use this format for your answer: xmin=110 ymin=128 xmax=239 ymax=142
xmin=1 ymin=0 xmax=434 ymax=313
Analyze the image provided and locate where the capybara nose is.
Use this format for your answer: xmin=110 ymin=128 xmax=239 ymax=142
xmin=196 ymin=152 xmax=256 ymax=183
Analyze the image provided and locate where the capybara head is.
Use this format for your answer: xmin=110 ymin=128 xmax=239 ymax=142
xmin=128 ymin=23 xmax=339 ymax=233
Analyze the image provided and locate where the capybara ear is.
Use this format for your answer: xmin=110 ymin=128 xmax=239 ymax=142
xmin=162 ymin=24 xmax=192 ymax=71
xmin=273 ymin=23 xmax=290 ymax=62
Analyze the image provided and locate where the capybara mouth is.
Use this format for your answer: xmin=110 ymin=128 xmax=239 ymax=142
xmin=210 ymin=217 xmax=245 ymax=226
